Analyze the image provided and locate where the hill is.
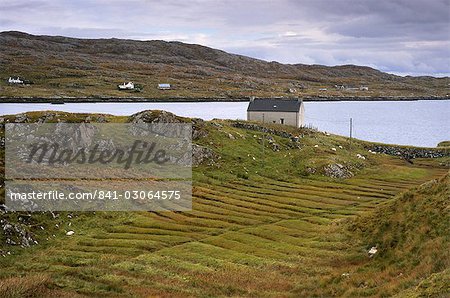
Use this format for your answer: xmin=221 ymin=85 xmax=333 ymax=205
xmin=0 ymin=31 xmax=448 ymax=99
xmin=0 ymin=110 xmax=449 ymax=296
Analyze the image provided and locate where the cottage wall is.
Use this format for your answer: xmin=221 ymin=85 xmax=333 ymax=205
xmin=299 ymin=103 xmax=305 ymax=126
xmin=247 ymin=111 xmax=303 ymax=127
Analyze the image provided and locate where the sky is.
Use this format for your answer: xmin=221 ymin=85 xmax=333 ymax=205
xmin=0 ymin=0 xmax=449 ymax=77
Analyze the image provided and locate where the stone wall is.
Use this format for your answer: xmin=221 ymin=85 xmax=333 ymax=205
xmin=231 ymin=121 xmax=301 ymax=140
xmin=366 ymin=145 xmax=449 ymax=159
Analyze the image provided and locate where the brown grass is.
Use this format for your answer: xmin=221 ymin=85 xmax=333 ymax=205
xmin=0 ymin=275 xmax=52 ymax=298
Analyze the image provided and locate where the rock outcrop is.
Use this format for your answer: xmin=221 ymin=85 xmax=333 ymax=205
xmin=129 ymin=110 xmax=208 ymax=140
xmin=323 ymin=163 xmax=354 ymax=179
xmin=192 ymin=144 xmax=218 ymax=166
xmin=1 ymin=218 xmax=36 ymax=248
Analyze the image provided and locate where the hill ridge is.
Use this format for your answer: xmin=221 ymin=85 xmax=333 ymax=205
xmin=0 ymin=31 xmax=448 ymax=99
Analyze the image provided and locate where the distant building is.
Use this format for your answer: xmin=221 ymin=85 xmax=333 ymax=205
xmin=158 ymin=83 xmax=171 ymax=90
xmin=345 ymin=85 xmax=359 ymax=91
xmin=118 ymin=82 xmax=134 ymax=90
xmin=335 ymin=84 xmax=369 ymax=91
xmin=247 ymin=98 xmax=305 ymax=127
xmin=8 ymin=76 xmax=24 ymax=84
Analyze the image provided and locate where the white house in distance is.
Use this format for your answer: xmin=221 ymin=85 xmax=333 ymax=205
xmin=247 ymin=98 xmax=305 ymax=127
xmin=118 ymin=82 xmax=134 ymax=90
xmin=158 ymin=83 xmax=171 ymax=90
xmin=8 ymin=76 xmax=24 ymax=84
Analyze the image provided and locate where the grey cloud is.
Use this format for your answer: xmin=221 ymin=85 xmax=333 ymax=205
xmin=0 ymin=0 xmax=448 ymax=76
xmin=0 ymin=0 xmax=49 ymax=10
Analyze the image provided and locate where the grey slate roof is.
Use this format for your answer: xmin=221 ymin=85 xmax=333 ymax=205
xmin=247 ymin=98 xmax=302 ymax=112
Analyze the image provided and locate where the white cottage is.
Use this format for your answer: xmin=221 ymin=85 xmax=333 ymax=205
xmin=247 ymin=98 xmax=305 ymax=127
xmin=118 ymin=82 xmax=134 ymax=90
xmin=158 ymin=83 xmax=171 ymax=90
xmin=8 ymin=77 xmax=24 ymax=84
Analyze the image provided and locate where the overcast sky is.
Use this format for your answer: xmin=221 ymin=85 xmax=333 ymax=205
xmin=1 ymin=0 xmax=449 ymax=76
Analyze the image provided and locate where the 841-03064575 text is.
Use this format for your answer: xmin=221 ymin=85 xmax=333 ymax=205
xmin=8 ymin=190 xmax=183 ymax=201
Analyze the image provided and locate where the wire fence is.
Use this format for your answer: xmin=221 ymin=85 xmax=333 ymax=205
xmin=304 ymin=115 xmax=356 ymax=139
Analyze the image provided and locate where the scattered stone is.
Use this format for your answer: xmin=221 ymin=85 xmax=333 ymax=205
xmin=368 ymin=246 xmax=378 ymax=257
xmin=331 ymin=147 xmax=337 ymax=151
xmin=306 ymin=167 xmax=317 ymax=174
xmin=356 ymin=154 xmax=366 ymax=160
xmin=66 ymin=231 xmax=75 ymax=236
xmin=236 ymin=132 xmax=245 ymax=139
xmin=359 ymin=281 xmax=369 ymax=288
xmin=211 ymin=122 xmax=223 ymax=128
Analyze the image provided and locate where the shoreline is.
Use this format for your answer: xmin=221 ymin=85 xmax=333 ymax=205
xmin=0 ymin=96 xmax=448 ymax=103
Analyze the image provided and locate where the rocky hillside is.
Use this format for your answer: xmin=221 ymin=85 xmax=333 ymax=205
xmin=0 ymin=31 xmax=448 ymax=99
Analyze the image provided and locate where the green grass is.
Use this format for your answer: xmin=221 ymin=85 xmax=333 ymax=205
xmin=0 ymin=111 xmax=449 ymax=297
xmin=438 ymin=141 xmax=450 ymax=148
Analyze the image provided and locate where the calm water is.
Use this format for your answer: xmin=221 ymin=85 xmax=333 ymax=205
xmin=1 ymin=100 xmax=449 ymax=147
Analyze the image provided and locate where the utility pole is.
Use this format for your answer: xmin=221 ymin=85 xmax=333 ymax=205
xmin=349 ymin=118 xmax=353 ymax=149
xmin=262 ymin=113 xmax=265 ymax=168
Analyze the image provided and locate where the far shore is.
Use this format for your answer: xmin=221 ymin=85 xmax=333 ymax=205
xmin=0 ymin=96 xmax=449 ymax=103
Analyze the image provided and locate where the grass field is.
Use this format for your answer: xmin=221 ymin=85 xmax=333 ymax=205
xmin=0 ymin=111 xmax=448 ymax=297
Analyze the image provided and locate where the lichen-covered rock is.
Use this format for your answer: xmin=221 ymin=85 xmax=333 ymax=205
xmin=1 ymin=219 xmax=35 ymax=248
xmin=323 ymin=163 xmax=354 ymax=179
xmin=192 ymin=144 xmax=218 ymax=166
xmin=14 ymin=113 xmax=29 ymax=123
xmin=129 ymin=110 xmax=186 ymax=124
xmin=85 ymin=115 xmax=108 ymax=123
xmin=129 ymin=110 xmax=208 ymax=140
xmin=36 ymin=112 xmax=55 ymax=123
